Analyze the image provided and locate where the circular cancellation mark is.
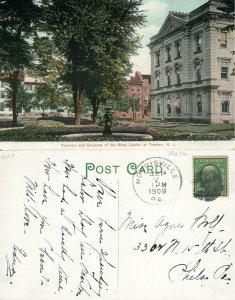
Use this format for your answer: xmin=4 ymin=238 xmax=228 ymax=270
xmin=132 ymin=157 xmax=182 ymax=205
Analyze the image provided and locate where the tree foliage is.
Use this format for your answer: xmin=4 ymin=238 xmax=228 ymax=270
xmin=33 ymin=83 xmax=71 ymax=116
xmin=0 ymin=0 xmax=39 ymax=124
xmin=217 ymin=0 xmax=235 ymax=31
xmin=40 ymin=0 xmax=145 ymax=125
xmin=5 ymin=83 xmax=34 ymax=114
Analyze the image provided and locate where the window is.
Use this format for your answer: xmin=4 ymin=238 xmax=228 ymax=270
xmin=165 ymin=66 xmax=172 ymax=86
xmin=0 ymin=81 xmax=6 ymax=88
xmin=137 ymin=87 xmax=141 ymax=92
xmin=144 ymin=97 xmax=149 ymax=103
xmin=221 ymin=60 xmax=229 ymax=79
xmin=196 ymin=95 xmax=202 ymax=113
xmin=222 ymin=101 xmax=229 ymax=113
xmin=0 ymin=91 xmax=6 ymax=98
xmin=221 ymin=94 xmax=230 ymax=113
xmin=194 ymin=58 xmax=203 ymax=81
xmin=175 ymin=41 xmax=181 ymax=58
xmin=194 ymin=33 xmax=202 ymax=52
xmin=131 ymin=87 xmax=135 ymax=92
xmin=157 ymin=100 xmax=160 ymax=114
xmin=176 ymin=73 xmax=181 ymax=84
xmin=220 ymin=31 xmax=227 ymax=48
xmin=157 ymin=79 xmax=160 ymax=89
xmin=175 ymin=63 xmax=182 ymax=85
xmin=221 ymin=67 xmax=228 ymax=79
xmin=155 ymin=71 xmax=160 ymax=89
xmin=0 ymin=102 xmax=5 ymax=111
xmin=167 ymin=75 xmax=171 ymax=86
xmin=167 ymin=99 xmax=171 ymax=114
xmin=175 ymin=98 xmax=181 ymax=114
xmin=196 ymin=69 xmax=201 ymax=81
xmin=155 ymin=51 xmax=160 ymax=67
xmin=25 ymin=84 xmax=33 ymax=91
xmin=165 ymin=45 xmax=171 ymax=62
xmin=144 ymin=79 xmax=149 ymax=84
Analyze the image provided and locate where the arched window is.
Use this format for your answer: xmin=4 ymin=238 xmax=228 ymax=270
xmin=196 ymin=95 xmax=202 ymax=113
xmin=165 ymin=66 xmax=172 ymax=87
xmin=194 ymin=58 xmax=203 ymax=81
xmin=175 ymin=63 xmax=182 ymax=85
xmin=157 ymin=99 xmax=161 ymax=114
xmin=155 ymin=71 xmax=160 ymax=89
xmin=167 ymin=75 xmax=171 ymax=86
xmin=221 ymin=94 xmax=230 ymax=114
xmin=167 ymin=99 xmax=171 ymax=114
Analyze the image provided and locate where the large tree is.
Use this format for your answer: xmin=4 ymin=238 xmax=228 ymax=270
xmin=217 ymin=0 xmax=235 ymax=31
xmin=0 ymin=0 xmax=39 ymax=125
xmin=86 ymin=57 xmax=131 ymax=123
xmin=40 ymin=0 xmax=145 ymax=125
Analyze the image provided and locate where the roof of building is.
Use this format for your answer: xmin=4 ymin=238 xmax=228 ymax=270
xmin=148 ymin=0 xmax=233 ymax=47
xmin=129 ymin=71 xmax=151 ymax=84
xmin=24 ymin=76 xmax=43 ymax=84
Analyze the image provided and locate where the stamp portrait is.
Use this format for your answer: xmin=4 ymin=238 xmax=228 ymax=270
xmin=193 ymin=157 xmax=228 ymax=200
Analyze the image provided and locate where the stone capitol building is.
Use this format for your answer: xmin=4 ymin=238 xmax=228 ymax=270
xmin=148 ymin=0 xmax=234 ymax=123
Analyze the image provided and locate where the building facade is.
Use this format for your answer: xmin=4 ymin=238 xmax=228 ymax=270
xmin=148 ymin=0 xmax=234 ymax=123
xmin=0 ymin=76 xmax=61 ymax=116
xmin=114 ymin=71 xmax=152 ymax=120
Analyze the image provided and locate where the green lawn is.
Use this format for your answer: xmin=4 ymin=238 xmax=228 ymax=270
xmin=161 ymin=123 xmax=234 ymax=133
xmin=0 ymin=117 xmax=234 ymax=141
xmin=0 ymin=116 xmax=93 ymax=127
xmin=144 ymin=122 xmax=234 ymax=139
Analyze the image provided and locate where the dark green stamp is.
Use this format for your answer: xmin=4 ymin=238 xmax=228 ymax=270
xmin=193 ymin=157 xmax=228 ymax=200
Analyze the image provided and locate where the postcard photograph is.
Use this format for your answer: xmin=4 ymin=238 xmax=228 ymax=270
xmin=0 ymin=0 xmax=234 ymax=144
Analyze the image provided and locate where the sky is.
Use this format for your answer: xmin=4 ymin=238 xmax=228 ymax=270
xmin=130 ymin=0 xmax=208 ymax=75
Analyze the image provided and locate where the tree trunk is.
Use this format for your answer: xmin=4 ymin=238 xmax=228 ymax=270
xmin=91 ymin=96 xmax=99 ymax=124
xmin=73 ymin=83 xmax=85 ymax=126
xmin=10 ymin=74 xmax=19 ymax=127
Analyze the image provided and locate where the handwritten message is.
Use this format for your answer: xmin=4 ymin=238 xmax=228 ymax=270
xmin=4 ymin=157 xmax=118 ymax=297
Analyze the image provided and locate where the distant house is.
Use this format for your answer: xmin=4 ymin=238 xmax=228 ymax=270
xmin=114 ymin=71 xmax=152 ymax=120
xmin=148 ymin=0 xmax=234 ymax=123
xmin=0 ymin=75 xmax=44 ymax=116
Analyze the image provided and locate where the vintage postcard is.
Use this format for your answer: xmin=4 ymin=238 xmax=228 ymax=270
xmin=0 ymin=0 xmax=234 ymax=299
xmin=0 ymin=148 xmax=235 ymax=299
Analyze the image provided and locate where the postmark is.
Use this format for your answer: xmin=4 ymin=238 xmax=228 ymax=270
xmin=193 ymin=156 xmax=228 ymax=201
xmin=132 ymin=157 xmax=182 ymax=205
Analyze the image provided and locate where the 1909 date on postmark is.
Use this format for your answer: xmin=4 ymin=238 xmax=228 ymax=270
xmin=193 ymin=157 xmax=228 ymax=200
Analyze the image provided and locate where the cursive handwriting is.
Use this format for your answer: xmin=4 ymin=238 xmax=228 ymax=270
xmin=63 ymin=159 xmax=78 ymax=179
xmin=119 ymin=211 xmax=147 ymax=233
xmin=24 ymin=204 xmax=50 ymax=234
xmin=191 ymin=207 xmax=224 ymax=231
xmin=168 ymin=259 xmax=209 ymax=282
xmin=58 ymin=265 xmax=69 ymax=291
xmin=168 ymin=259 xmax=233 ymax=284
xmin=61 ymin=225 xmax=74 ymax=262
xmin=44 ymin=158 xmax=58 ymax=181
xmin=61 ymin=183 xmax=77 ymax=204
xmin=42 ymin=184 xmax=60 ymax=205
xmin=24 ymin=176 xmax=38 ymax=203
xmin=154 ymin=215 xmax=184 ymax=239
xmin=6 ymin=245 xmax=27 ymax=277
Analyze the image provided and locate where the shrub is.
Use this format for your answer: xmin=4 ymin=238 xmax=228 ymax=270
xmin=25 ymin=120 xmax=66 ymax=129
xmin=37 ymin=116 xmax=92 ymax=125
xmin=0 ymin=128 xmax=64 ymax=141
xmin=153 ymin=130 xmax=190 ymax=141
xmin=98 ymin=107 xmax=117 ymax=136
